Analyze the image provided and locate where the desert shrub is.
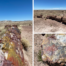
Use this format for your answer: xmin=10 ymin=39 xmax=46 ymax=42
xmin=18 ymin=25 xmax=23 ymax=32
xmin=29 ymin=24 xmax=31 ymax=26
xmin=45 ymin=34 xmax=52 ymax=37
xmin=21 ymin=38 xmax=30 ymax=51
xmin=41 ymin=13 xmax=43 ymax=16
xmin=45 ymin=18 xmax=47 ymax=20
xmin=50 ymin=24 xmax=52 ymax=27
xmin=37 ymin=50 xmax=43 ymax=62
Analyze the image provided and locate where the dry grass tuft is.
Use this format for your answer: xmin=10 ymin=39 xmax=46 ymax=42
xmin=37 ymin=50 xmax=43 ymax=62
xmin=21 ymin=38 xmax=30 ymax=51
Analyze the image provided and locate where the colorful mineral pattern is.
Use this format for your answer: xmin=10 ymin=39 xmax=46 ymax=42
xmin=41 ymin=34 xmax=66 ymax=64
xmin=0 ymin=25 xmax=29 ymax=66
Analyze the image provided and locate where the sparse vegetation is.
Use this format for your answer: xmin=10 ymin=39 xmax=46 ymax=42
xmin=34 ymin=10 xmax=66 ymax=33
xmin=50 ymin=24 xmax=52 ymax=27
xmin=0 ymin=29 xmax=6 ymax=37
xmin=0 ymin=21 xmax=32 ymax=27
xmin=21 ymin=38 xmax=30 ymax=51
xmin=34 ymin=10 xmax=66 ymax=18
xmin=37 ymin=50 xmax=43 ymax=62
xmin=45 ymin=34 xmax=53 ymax=37
xmin=45 ymin=18 xmax=47 ymax=20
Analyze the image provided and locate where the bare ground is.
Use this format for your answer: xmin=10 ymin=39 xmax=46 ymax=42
xmin=34 ymin=10 xmax=66 ymax=17
xmin=34 ymin=18 xmax=66 ymax=33
xmin=21 ymin=26 xmax=32 ymax=66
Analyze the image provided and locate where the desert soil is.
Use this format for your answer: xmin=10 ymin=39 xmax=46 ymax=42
xmin=34 ymin=34 xmax=49 ymax=66
xmin=34 ymin=18 xmax=66 ymax=33
xmin=21 ymin=25 xmax=32 ymax=66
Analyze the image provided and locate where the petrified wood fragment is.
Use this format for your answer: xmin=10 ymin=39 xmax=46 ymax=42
xmin=62 ymin=16 xmax=66 ymax=23
xmin=41 ymin=34 xmax=66 ymax=66
xmin=37 ymin=15 xmax=43 ymax=18
xmin=55 ymin=16 xmax=62 ymax=22
xmin=46 ymin=16 xmax=56 ymax=20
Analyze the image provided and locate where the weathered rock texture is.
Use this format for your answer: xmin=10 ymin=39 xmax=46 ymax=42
xmin=41 ymin=34 xmax=66 ymax=66
xmin=46 ymin=16 xmax=56 ymax=20
xmin=62 ymin=16 xmax=66 ymax=23
xmin=55 ymin=16 xmax=62 ymax=22
xmin=0 ymin=25 xmax=29 ymax=66
xmin=46 ymin=16 xmax=62 ymax=22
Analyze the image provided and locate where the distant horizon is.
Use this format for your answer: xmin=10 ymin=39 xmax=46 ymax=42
xmin=34 ymin=8 xmax=66 ymax=10
xmin=34 ymin=9 xmax=66 ymax=10
xmin=0 ymin=20 xmax=32 ymax=22
xmin=34 ymin=0 xmax=66 ymax=11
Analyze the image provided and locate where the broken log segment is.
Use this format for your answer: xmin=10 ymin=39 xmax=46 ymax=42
xmin=46 ymin=15 xmax=56 ymax=20
xmin=37 ymin=15 xmax=43 ymax=18
xmin=62 ymin=16 xmax=66 ymax=23
xmin=55 ymin=16 xmax=62 ymax=22
xmin=46 ymin=15 xmax=62 ymax=22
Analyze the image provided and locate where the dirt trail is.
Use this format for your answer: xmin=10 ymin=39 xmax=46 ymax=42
xmin=21 ymin=26 xmax=32 ymax=66
xmin=34 ymin=18 xmax=66 ymax=33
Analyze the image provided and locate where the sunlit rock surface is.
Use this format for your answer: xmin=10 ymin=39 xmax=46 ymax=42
xmin=0 ymin=25 xmax=29 ymax=66
xmin=41 ymin=34 xmax=66 ymax=65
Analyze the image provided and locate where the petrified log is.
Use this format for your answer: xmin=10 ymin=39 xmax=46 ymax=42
xmin=51 ymin=16 xmax=56 ymax=20
xmin=1 ymin=25 xmax=29 ymax=66
xmin=46 ymin=16 xmax=52 ymax=19
xmin=5 ymin=25 xmax=11 ymax=28
xmin=37 ymin=15 xmax=43 ymax=18
xmin=62 ymin=16 xmax=66 ymax=23
xmin=12 ymin=25 xmax=17 ymax=27
xmin=46 ymin=16 xmax=56 ymax=20
xmin=55 ymin=16 xmax=62 ymax=22
xmin=41 ymin=34 xmax=66 ymax=65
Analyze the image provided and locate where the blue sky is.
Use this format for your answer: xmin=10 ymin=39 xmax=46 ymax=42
xmin=34 ymin=0 xmax=66 ymax=10
xmin=0 ymin=0 xmax=32 ymax=21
